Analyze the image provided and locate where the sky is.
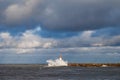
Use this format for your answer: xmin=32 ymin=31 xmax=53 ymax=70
xmin=0 ymin=0 xmax=120 ymax=64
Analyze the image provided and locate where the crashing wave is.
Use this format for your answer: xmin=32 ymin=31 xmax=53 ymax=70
xmin=46 ymin=55 xmax=68 ymax=67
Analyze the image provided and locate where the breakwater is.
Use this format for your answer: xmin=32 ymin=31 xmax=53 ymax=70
xmin=68 ymin=63 xmax=120 ymax=67
xmin=0 ymin=63 xmax=120 ymax=67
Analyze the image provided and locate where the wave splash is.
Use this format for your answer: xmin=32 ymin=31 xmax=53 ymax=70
xmin=46 ymin=55 xmax=68 ymax=67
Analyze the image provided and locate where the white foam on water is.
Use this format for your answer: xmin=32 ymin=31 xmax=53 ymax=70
xmin=46 ymin=56 xmax=68 ymax=67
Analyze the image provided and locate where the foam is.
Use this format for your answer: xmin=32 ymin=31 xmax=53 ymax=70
xmin=46 ymin=56 xmax=68 ymax=67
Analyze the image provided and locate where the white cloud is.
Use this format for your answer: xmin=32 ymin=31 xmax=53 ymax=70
xmin=0 ymin=27 xmax=57 ymax=53
xmin=91 ymin=43 xmax=104 ymax=47
xmin=5 ymin=0 xmax=40 ymax=22
xmin=0 ymin=27 xmax=120 ymax=53
xmin=0 ymin=32 xmax=15 ymax=48
xmin=80 ymin=30 xmax=94 ymax=39
xmin=16 ymin=27 xmax=57 ymax=50
xmin=17 ymin=29 xmax=41 ymax=48
xmin=0 ymin=32 xmax=11 ymax=39
xmin=15 ymin=48 xmax=36 ymax=54
xmin=43 ymin=42 xmax=52 ymax=48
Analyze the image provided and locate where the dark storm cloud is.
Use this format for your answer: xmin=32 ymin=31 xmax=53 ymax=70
xmin=0 ymin=0 xmax=120 ymax=31
xmin=40 ymin=0 xmax=120 ymax=31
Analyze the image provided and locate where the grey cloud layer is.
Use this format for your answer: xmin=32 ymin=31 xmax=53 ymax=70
xmin=0 ymin=47 xmax=120 ymax=63
xmin=0 ymin=0 xmax=120 ymax=31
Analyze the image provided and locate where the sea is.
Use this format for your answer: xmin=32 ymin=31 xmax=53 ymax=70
xmin=0 ymin=65 xmax=119 ymax=80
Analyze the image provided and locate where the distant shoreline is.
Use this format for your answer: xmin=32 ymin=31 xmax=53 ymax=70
xmin=0 ymin=63 xmax=120 ymax=67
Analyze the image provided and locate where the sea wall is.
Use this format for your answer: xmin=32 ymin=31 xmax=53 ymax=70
xmin=68 ymin=63 xmax=120 ymax=67
xmin=0 ymin=63 xmax=120 ymax=67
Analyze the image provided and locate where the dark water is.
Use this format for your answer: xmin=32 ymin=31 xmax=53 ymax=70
xmin=0 ymin=65 xmax=119 ymax=80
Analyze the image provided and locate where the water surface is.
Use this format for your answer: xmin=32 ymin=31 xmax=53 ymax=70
xmin=0 ymin=65 xmax=119 ymax=80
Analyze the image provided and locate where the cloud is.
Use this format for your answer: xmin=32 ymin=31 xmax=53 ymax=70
xmin=1 ymin=0 xmax=120 ymax=63
xmin=0 ymin=32 xmax=11 ymax=39
xmin=0 ymin=0 xmax=120 ymax=31
xmin=80 ymin=31 xmax=94 ymax=39
xmin=0 ymin=27 xmax=57 ymax=53
xmin=41 ymin=0 xmax=120 ymax=31
xmin=103 ymin=35 xmax=120 ymax=46
xmin=0 ymin=27 xmax=120 ymax=49
xmin=1 ymin=26 xmax=120 ymax=54
xmin=0 ymin=47 xmax=120 ymax=63
xmin=0 ymin=32 xmax=15 ymax=48
xmin=4 ymin=0 xmax=41 ymax=25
